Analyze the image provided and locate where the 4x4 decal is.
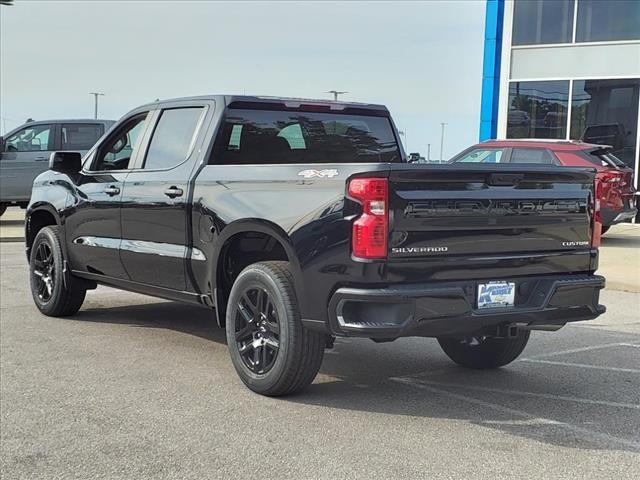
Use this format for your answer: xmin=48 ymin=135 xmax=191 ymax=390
xmin=297 ymin=169 xmax=339 ymax=179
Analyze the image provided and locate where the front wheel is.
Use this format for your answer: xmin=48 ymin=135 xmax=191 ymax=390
xmin=0 ymin=204 xmax=6 ymax=217
xmin=437 ymin=330 xmax=530 ymax=369
xmin=29 ymin=226 xmax=86 ymax=316
xmin=226 ymin=261 xmax=325 ymax=396
xmin=601 ymin=225 xmax=610 ymax=235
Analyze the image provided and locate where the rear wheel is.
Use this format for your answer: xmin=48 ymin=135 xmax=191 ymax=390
xmin=29 ymin=226 xmax=86 ymax=316
xmin=226 ymin=261 xmax=325 ymax=396
xmin=437 ymin=330 xmax=530 ymax=369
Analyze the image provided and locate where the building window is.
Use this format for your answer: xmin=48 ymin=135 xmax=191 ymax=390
xmin=512 ymin=0 xmax=574 ymax=46
xmin=576 ymin=0 xmax=640 ymax=43
xmin=571 ymin=79 xmax=640 ymax=169
xmin=507 ymin=81 xmax=570 ymax=139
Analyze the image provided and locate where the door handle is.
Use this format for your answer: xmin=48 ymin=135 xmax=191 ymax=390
xmin=104 ymin=185 xmax=120 ymax=196
xmin=35 ymin=156 xmax=48 ymax=161
xmin=164 ymin=186 xmax=183 ymax=198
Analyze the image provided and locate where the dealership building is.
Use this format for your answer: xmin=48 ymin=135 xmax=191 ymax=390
xmin=480 ymin=0 xmax=640 ymax=192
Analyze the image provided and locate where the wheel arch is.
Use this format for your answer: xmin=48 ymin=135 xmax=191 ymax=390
xmin=25 ymin=203 xmax=62 ymax=260
xmin=211 ymin=220 xmax=305 ymax=327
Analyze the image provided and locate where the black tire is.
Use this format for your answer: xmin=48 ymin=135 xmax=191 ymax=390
xmin=601 ymin=225 xmax=610 ymax=235
xmin=0 ymin=204 xmax=6 ymax=217
xmin=226 ymin=261 xmax=325 ymax=396
xmin=29 ymin=226 xmax=86 ymax=317
xmin=437 ymin=330 xmax=530 ymax=369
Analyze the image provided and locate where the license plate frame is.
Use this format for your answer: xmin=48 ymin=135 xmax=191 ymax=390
xmin=477 ymin=281 xmax=516 ymax=309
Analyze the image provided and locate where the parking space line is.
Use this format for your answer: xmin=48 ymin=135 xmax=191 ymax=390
xmin=388 ymin=377 xmax=640 ymax=410
xmin=521 ymin=342 xmax=626 ymax=360
xmin=391 ymin=377 xmax=640 ymax=451
xmin=620 ymin=343 xmax=640 ymax=348
xmin=521 ymin=359 xmax=640 ymax=373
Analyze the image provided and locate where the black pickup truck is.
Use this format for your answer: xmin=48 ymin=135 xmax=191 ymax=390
xmin=26 ymin=95 xmax=605 ymax=396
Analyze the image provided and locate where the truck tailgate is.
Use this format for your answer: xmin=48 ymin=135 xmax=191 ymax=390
xmin=388 ymin=165 xmax=595 ymax=258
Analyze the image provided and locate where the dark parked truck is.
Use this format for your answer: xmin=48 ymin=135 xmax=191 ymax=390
xmin=26 ymin=96 xmax=605 ymax=396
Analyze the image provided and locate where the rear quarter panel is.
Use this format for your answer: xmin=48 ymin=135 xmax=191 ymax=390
xmin=190 ymin=163 xmax=390 ymax=321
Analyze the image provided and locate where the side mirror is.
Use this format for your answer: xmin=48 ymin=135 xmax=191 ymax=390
xmin=407 ymin=152 xmax=422 ymax=163
xmin=49 ymin=151 xmax=82 ymax=173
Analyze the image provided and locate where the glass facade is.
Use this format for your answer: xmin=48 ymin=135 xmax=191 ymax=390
xmin=512 ymin=0 xmax=640 ymax=45
xmin=506 ymin=81 xmax=570 ymax=139
xmin=570 ymin=79 xmax=640 ymax=169
xmin=494 ymin=0 xmax=640 ymax=222
xmin=512 ymin=0 xmax=574 ymax=45
xmin=576 ymin=0 xmax=640 ymax=43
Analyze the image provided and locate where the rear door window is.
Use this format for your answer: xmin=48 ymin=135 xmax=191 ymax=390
xmin=212 ymin=108 xmax=400 ymax=164
xmin=452 ymin=148 xmax=506 ymax=163
xmin=143 ymin=107 xmax=204 ymax=170
xmin=61 ymin=123 xmax=104 ymax=150
xmin=510 ymin=148 xmax=557 ymax=164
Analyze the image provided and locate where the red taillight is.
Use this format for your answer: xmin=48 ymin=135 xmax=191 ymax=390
xmin=348 ymin=177 xmax=388 ymax=259
xmin=592 ymin=179 xmax=602 ymax=248
xmin=600 ymin=171 xmax=625 ymax=185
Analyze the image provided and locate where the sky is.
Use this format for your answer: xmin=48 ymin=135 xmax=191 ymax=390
xmin=0 ymin=0 xmax=486 ymax=159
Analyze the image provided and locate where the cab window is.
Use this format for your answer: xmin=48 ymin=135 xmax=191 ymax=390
xmin=61 ymin=123 xmax=104 ymax=150
xmin=213 ymin=108 xmax=400 ymax=164
xmin=510 ymin=148 xmax=556 ymax=164
xmin=4 ymin=124 xmax=52 ymax=152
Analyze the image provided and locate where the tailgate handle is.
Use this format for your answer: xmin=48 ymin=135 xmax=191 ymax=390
xmin=488 ymin=173 xmax=524 ymax=186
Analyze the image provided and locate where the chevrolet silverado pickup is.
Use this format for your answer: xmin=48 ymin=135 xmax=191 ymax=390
xmin=26 ymin=95 xmax=605 ymax=396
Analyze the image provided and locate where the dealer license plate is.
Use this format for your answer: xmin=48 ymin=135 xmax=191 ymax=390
xmin=477 ymin=281 xmax=515 ymax=309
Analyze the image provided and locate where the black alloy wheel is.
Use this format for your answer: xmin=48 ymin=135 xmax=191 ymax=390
xmin=29 ymin=226 xmax=86 ymax=316
xmin=32 ymin=241 xmax=55 ymax=302
xmin=234 ymin=287 xmax=280 ymax=374
xmin=225 ymin=261 xmax=326 ymax=396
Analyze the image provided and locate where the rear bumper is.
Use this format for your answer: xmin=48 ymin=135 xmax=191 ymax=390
xmin=326 ymin=274 xmax=605 ymax=339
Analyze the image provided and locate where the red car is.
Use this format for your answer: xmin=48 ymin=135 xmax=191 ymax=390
xmin=449 ymin=139 xmax=637 ymax=234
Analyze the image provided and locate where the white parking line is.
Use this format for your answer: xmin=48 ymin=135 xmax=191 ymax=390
xmin=520 ymin=358 xmax=640 ymax=373
xmin=391 ymin=377 xmax=640 ymax=450
xmin=388 ymin=377 xmax=640 ymax=410
xmin=520 ymin=342 xmax=627 ymax=360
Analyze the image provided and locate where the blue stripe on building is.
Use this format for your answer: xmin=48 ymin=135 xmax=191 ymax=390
xmin=479 ymin=0 xmax=504 ymax=141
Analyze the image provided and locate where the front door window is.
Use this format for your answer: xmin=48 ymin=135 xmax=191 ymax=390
xmin=4 ymin=124 xmax=52 ymax=152
xmin=92 ymin=114 xmax=148 ymax=171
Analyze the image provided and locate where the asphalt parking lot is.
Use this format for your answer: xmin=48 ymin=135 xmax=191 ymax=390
xmin=1 ymin=210 xmax=639 ymax=479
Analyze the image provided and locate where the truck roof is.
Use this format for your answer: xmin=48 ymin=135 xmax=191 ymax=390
xmin=480 ymin=138 xmax=610 ymax=151
xmin=24 ymin=119 xmax=114 ymax=124
xmin=139 ymin=94 xmax=389 ymax=113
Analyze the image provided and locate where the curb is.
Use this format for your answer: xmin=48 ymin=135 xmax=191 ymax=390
xmin=0 ymin=237 xmax=25 ymax=243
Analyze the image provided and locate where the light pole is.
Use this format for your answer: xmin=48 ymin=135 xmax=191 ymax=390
xmin=427 ymin=143 xmax=431 ymax=161
xmin=327 ymin=90 xmax=348 ymax=101
xmin=439 ymin=122 xmax=447 ymax=163
xmin=89 ymin=92 xmax=105 ymax=119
